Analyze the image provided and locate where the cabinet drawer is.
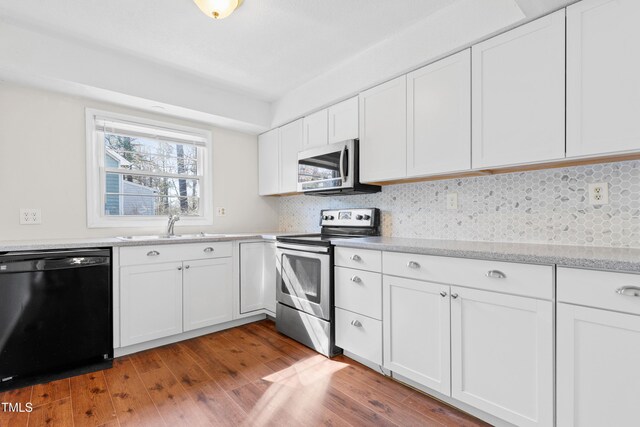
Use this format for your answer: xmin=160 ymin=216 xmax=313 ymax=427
xmin=120 ymin=242 xmax=232 ymax=266
xmin=335 ymin=308 xmax=382 ymax=365
xmin=335 ymin=267 xmax=382 ymax=320
xmin=335 ymin=247 xmax=381 ymax=272
xmin=383 ymin=252 xmax=553 ymax=300
xmin=558 ymin=268 xmax=640 ymax=316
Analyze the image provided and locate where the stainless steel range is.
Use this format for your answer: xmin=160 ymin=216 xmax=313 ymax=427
xmin=275 ymin=208 xmax=380 ymax=357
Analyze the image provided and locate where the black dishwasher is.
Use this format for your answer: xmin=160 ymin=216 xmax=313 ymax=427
xmin=0 ymin=248 xmax=113 ymax=390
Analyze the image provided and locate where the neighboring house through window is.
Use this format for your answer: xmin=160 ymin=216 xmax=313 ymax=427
xmin=86 ymin=109 xmax=213 ymax=228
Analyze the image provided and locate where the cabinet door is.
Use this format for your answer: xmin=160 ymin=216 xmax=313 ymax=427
xmin=263 ymin=242 xmax=277 ymax=314
xmin=303 ymin=109 xmax=328 ymax=149
xmin=407 ymin=49 xmax=471 ymax=177
xmin=258 ymin=128 xmax=279 ymax=196
xmin=557 ymin=303 xmax=640 ymax=427
xmin=383 ymin=276 xmax=450 ymax=394
xmin=240 ymin=242 xmax=265 ymax=314
xmin=328 ymin=97 xmax=359 ymax=143
xmin=567 ymin=0 xmax=640 ymax=157
xmin=359 ymin=76 xmax=407 ymax=182
xmin=183 ymin=258 xmax=233 ymax=331
xmin=450 ymin=287 xmax=553 ymax=427
xmin=279 ymin=119 xmax=303 ymax=193
xmin=472 ymin=10 xmax=565 ymax=168
xmin=120 ymin=262 xmax=183 ymax=347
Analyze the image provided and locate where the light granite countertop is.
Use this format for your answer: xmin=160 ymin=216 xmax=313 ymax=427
xmin=0 ymin=232 xmax=298 ymax=252
xmin=331 ymin=236 xmax=640 ymax=273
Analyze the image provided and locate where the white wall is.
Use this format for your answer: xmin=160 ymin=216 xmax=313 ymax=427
xmin=0 ymin=82 xmax=279 ymax=241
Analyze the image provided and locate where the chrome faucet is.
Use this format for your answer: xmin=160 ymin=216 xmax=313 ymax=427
xmin=167 ymin=214 xmax=180 ymax=236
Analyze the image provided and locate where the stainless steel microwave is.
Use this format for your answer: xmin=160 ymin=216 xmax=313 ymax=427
xmin=297 ymin=139 xmax=381 ymax=195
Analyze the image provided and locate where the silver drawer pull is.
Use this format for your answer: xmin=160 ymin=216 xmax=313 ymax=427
xmin=177 ymin=266 xmax=183 ymax=271
xmin=616 ymin=286 xmax=640 ymax=297
xmin=204 ymin=247 xmax=215 ymax=253
xmin=147 ymin=250 xmax=160 ymax=257
xmin=440 ymin=291 xmax=447 ymax=297
xmin=350 ymin=276 xmax=362 ymax=283
xmin=451 ymin=293 xmax=459 ymax=299
xmin=351 ymin=320 xmax=362 ymax=327
xmin=350 ymin=254 xmax=361 ymax=261
xmin=407 ymin=261 xmax=420 ymax=269
xmin=486 ymin=270 xmax=507 ymax=279
xmin=185 ymin=265 xmax=190 ymax=269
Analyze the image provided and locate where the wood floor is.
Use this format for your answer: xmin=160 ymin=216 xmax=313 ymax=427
xmin=0 ymin=320 xmax=488 ymax=427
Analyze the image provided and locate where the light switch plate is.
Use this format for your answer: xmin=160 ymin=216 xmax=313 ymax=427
xmin=446 ymin=193 xmax=458 ymax=210
xmin=20 ymin=208 xmax=42 ymax=224
xmin=216 ymin=207 xmax=227 ymax=217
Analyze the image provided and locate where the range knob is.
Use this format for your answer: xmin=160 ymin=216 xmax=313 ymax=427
xmin=328 ymin=215 xmax=335 ymax=220
xmin=363 ymin=214 xmax=371 ymax=220
xmin=356 ymin=215 xmax=363 ymax=220
xmin=322 ymin=215 xmax=329 ymax=220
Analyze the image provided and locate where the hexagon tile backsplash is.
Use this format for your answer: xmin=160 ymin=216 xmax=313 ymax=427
xmin=279 ymin=160 xmax=640 ymax=248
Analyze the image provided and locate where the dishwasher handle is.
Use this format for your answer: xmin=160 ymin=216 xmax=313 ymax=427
xmin=0 ymin=255 xmax=111 ymax=273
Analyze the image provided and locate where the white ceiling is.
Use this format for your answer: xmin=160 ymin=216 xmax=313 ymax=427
xmin=0 ymin=0 xmax=462 ymax=101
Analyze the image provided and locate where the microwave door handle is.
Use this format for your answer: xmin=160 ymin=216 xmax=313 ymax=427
xmin=339 ymin=144 xmax=346 ymax=184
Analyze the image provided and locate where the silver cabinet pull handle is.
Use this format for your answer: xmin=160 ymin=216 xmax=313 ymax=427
xmin=350 ymin=254 xmax=361 ymax=261
xmin=177 ymin=266 xmax=183 ymax=271
xmin=616 ymin=286 xmax=640 ymax=297
xmin=147 ymin=250 xmax=160 ymax=257
xmin=440 ymin=291 xmax=447 ymax=297
xmin=350 ymin=276 xmax=362 ymax=283
xmin=451 ymin=293 xmax=459 ymax=299
xmin=407 ymin=261 xmax=420 ymax=269
xmin=204 ymin=247 xmax=214 ymax=253
xmin=351 ymin=320 xmax=362 ymax=327
xmin=185 ymin=265 xmax=190 ymax=269
xmin=486 ymin=270 xmax=507 ymax=279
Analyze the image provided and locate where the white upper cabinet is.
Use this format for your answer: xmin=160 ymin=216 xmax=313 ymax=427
xmin=328 ymin=96 xmax=359 ymax=143
xmin=407 ymin=49 xmax=471 ymax=177
xmin=359 ymin=76 xmax=407 ymax=182
xmin=303 ymin=109 xmax=329 ymax=149
xmin=472 ymin=10 xmax=565 ymax=169
xmin=278 ymin=119 xmax=303 ymax=194
xmin=567 ymin=0 xmax=640 ymax=157
xmin=258 ymin=128 xmax=279 ymax=196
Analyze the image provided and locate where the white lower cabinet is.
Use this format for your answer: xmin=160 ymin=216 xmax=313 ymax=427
xmin=119 ymin=244 xmax=233 ymax=347
xmin=239 ymin=241 xmax=276 ymax=315
xmin=335 ymin=308 xmax=382 ymax=365
xmin=120 ymin=262 xmax=184 ymax=347
xmin=450 ymin=287 xmax=553 ymax=427
xmin=183 ymin=258 xmax=232 ymax=331
xmin=557 ymin=304 xmax=640 ymax=427
xmin=557 ymin=267 xmax=640 ymax=426
xmin=383 ymin=276 xmax=451 ymax=394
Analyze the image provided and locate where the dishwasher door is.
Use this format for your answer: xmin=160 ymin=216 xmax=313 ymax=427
xmin=0 ymin=248 xmax=112 ymax=386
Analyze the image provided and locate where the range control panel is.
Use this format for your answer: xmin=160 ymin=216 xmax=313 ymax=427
xmin=320 ymin=208 xmax=379 ymax=228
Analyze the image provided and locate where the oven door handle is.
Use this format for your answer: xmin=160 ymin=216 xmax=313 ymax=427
xmin=276 ymin=242 xmax=330 ymax=254
xmin=339 ymin=144 xmax=346 ymax=184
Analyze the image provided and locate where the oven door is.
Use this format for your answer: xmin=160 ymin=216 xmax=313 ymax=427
xmin=276 ymin=243 xmax=331 ymax=321
xmin=297 ymin=140 xmax=355 ymax=193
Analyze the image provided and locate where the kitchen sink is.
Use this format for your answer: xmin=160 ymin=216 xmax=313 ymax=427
xmin=116 ymin=233 xmax=228 ymax=241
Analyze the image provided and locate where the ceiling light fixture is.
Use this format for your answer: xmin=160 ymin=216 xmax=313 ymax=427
xmin=193 ymin=0 xmax=243 ymax=20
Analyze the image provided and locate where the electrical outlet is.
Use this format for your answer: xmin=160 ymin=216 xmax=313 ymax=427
xmin=446 ymin=193 xmax=458 ymax=210
xmin=588 ymin=183 xmax=609 ymax=205
xmin=20 ymin=208 xmax=42 ymax=225
xmin=216 ymin=207 xmax=227 ymax=217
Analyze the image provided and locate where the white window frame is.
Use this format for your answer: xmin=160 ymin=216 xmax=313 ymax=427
xmin=86 ymin=108 xmax=214 ymax=228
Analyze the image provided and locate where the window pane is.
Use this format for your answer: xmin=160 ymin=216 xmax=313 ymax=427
xmin=104 ymin=133 xmax=199 ymax=176
xmin=105 ymin=195 xmax=199 ymax=216
xmin=105 ymin=173 xmax=200 ymax=216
